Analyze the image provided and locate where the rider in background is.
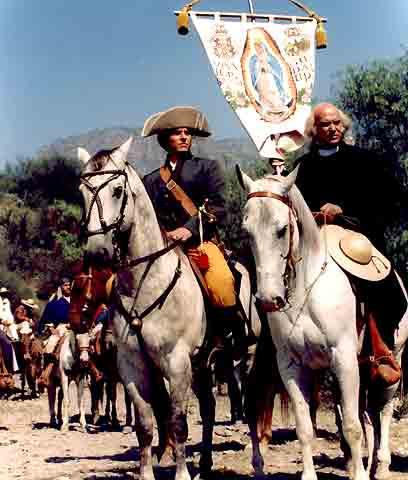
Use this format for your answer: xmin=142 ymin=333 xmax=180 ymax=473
xmin=295 ymin=102 xmax=407 ymax=358
xmin=37 ymin=276 xmax=71 ymax=388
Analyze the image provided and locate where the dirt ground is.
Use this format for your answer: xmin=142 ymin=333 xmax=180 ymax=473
xmin=1 ymin=380 xmax=408 ymax=480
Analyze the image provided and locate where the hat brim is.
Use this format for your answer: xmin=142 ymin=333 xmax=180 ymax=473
xmin=142 ymin=106 xmax=211 ymax=138
xmin=21 ymin=300 xmax=39 ymax=310
xmin=276 ymin=131 xmax=305 ymax=156
xmin=322 ymin=225 xmax=391 ymax=281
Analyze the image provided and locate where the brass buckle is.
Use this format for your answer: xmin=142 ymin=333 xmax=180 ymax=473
xmin=166 ymin=180 xmax=177 ymax=191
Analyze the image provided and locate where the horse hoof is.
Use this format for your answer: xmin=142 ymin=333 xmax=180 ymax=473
xmin=49 ymin=419 xmax=59 ymax=429
xmin=375 ymin=464 xmax=391 ymax=480
xmin=60 ymin=423 xmax=69 ymax=432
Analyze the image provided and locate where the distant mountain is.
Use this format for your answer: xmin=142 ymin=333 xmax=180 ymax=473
xmin=37 ymin=126 xmax=262 ymax=174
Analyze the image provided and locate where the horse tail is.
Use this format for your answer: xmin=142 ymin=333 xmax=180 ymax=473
xmin=245 ymin=321 xmax=283 ymax=446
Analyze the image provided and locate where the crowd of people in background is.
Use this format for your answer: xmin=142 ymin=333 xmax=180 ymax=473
xmin=0 ymin=276 xmax=71 ymax=379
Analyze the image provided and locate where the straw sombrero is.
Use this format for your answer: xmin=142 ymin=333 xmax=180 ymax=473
xmin=323 ymin=225 xmax=391 ymax=281
xmin=21 ymin=298 xmax=39 ymax=310
xmin=141 ymin=106 xmax=211 ymax=138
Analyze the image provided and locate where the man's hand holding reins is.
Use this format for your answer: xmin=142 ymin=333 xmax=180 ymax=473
xmin=320 ymin=203 xmax=343 ymax=224
xmin=167 ymin=227 xmax=192 ymax=242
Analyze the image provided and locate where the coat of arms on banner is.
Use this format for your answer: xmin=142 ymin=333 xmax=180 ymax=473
xmin=191 ymin=15 xmax=316 ymax=158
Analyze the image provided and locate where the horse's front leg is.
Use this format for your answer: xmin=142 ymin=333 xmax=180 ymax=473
xmin=279 ymin=360 xmax=317 ymax=480
xmin=117 ymin=349 xmax=156 ymax=480
xmin=90 ymin=378 xmax=103 ymax=425
xmin=60 ymin=371 xmax=70 ymax=432
xmin=167 ymin=349 xmax=192 ymax=480
xmin=370 ymin=393 xmax=396 ymax=480
xmin=332 ymin=342 xmax=368 ymax=480
xmin=192 ymin=362 xmax=215 ymax=478
xmin=109 ymin=381 xmax=120 ymax=429
xmin=47 ymin=383 xmax=58 ymax=428
xmin=77 ymin=374 xmax=87 ymax=431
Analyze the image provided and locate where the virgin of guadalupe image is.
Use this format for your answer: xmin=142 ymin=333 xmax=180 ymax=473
xmin=241 ymin=28 xmax=297 ymax=123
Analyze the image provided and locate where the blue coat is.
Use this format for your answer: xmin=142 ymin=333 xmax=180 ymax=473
xmin=37 ymin=296 xmax=70 ymax=334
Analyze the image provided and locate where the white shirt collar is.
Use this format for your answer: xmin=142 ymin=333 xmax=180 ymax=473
xmin=317 ymin=146 xmax=339 ymax=157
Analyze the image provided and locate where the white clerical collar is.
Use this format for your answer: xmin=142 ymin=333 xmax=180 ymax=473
xmin=317 ymin=146 xmax=339 ymax=157
xmin=169 ymin=161 xmax=177 ymax=171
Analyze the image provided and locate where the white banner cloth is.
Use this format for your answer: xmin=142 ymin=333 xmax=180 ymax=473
xmin=191 ymin=14 xmax=317 ymax=158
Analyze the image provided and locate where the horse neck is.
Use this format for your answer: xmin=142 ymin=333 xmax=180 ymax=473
xmin=289 ymin=185 xmax=326 ymax=283
xmin=126 ymin=167 xmax=177 ymax=282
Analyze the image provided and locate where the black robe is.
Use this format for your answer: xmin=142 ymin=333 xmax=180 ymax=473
xmin=295 ymin=142 xmax=406 ymax=347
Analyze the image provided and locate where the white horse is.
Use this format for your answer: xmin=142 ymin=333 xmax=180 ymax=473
xmin=58 ymin=330 xmax=89 ymax=432
xmin=77 ymin=138 xmax=264 ymax=480
xmin=237 ymin=166 xmax=408 ymax=480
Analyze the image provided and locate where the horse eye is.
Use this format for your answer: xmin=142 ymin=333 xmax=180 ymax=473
xmin=277 ymin=225 xmax=287 ymax=239
xmin=113 ymin=186 xmax=123 ymax=199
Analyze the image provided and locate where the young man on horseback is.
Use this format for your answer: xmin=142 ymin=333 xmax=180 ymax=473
xmin=142 ymin=106 xmax=248 ymax=352
xmin=295 ymin=102 xmax=407 ymax=385
xmin=37 ymin=276 xmax=71 ymax=388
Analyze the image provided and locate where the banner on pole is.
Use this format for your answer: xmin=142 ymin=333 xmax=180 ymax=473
xmin=191 ymin=14 xmax=317 ymax=158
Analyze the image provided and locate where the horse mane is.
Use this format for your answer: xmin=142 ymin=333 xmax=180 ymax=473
xmin=86 ymin=146 xmax=120 ymax=171
xmin=288 ymin=184 xmax=321 ymax=253
xmin=258 ymin=173 xmax=321 ymax=252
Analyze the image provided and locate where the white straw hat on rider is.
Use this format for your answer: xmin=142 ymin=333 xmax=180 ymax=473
xmin=323 ymin=225 xmax=391 ymax=281
xmin=21 ymin=298 xmax=39 ymax=310
xmin=141 ymin=106 xmax=211 ymax=138
xmin=269 ymin=131 xmax=305 ymax=162
xmin=0 ymin=287 xmax=9 ymax=294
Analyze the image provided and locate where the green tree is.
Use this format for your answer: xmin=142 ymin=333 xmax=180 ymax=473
xmin=5 ymin=154 xmax=82 ymax=208
xmin=334 ymin=51 xmax=408 ymax=276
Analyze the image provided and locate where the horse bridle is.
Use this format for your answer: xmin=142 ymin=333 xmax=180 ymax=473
xmin=79 ymin=164 xmax=183 ymax=328
xmin=80 ymin=167 xmax=129 ymax=238
xmin=247 ymin=191 xmax=300 ymax=300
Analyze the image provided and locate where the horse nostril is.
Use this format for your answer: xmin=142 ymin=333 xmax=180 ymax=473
xmin=275 ymin=296 xmax=286 ymax=309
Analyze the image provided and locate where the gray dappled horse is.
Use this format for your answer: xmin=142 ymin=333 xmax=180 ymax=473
xmin=78 ymin=138 xmax=265 ymax=480
xmin=238 ymin=165 xmax=408 ymax=480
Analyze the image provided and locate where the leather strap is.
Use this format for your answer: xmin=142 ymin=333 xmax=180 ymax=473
xmin=247 ymin=191 xmax=291 ymax=207
xmin=160 ymin=166 xmax=198 ymax=217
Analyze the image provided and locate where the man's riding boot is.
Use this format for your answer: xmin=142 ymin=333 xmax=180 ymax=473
xmin=88 ymin=359 xmax=104 ymax=383
xmin=364 ymin=312 xmax=401 ymax=387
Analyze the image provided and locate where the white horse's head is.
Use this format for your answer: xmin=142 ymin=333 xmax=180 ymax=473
xmin=237 ymin=165 xmax=300 ymax=312
xmin=78 ymin=137 xmax=135 ymax=263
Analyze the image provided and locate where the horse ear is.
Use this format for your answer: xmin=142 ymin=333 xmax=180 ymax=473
xmin=111 ymin=137 xmax=133 ymax=166
xmin=283 ymin=164 xmax=300 ymax=192
xmin=236 ymin=165 xmax=254 ymax=192
xmin=77 ymin=147 xmax=91 ymax=164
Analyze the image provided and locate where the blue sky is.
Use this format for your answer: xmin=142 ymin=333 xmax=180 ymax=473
xmin=0 ymin=0 xmax=407 ymax=166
